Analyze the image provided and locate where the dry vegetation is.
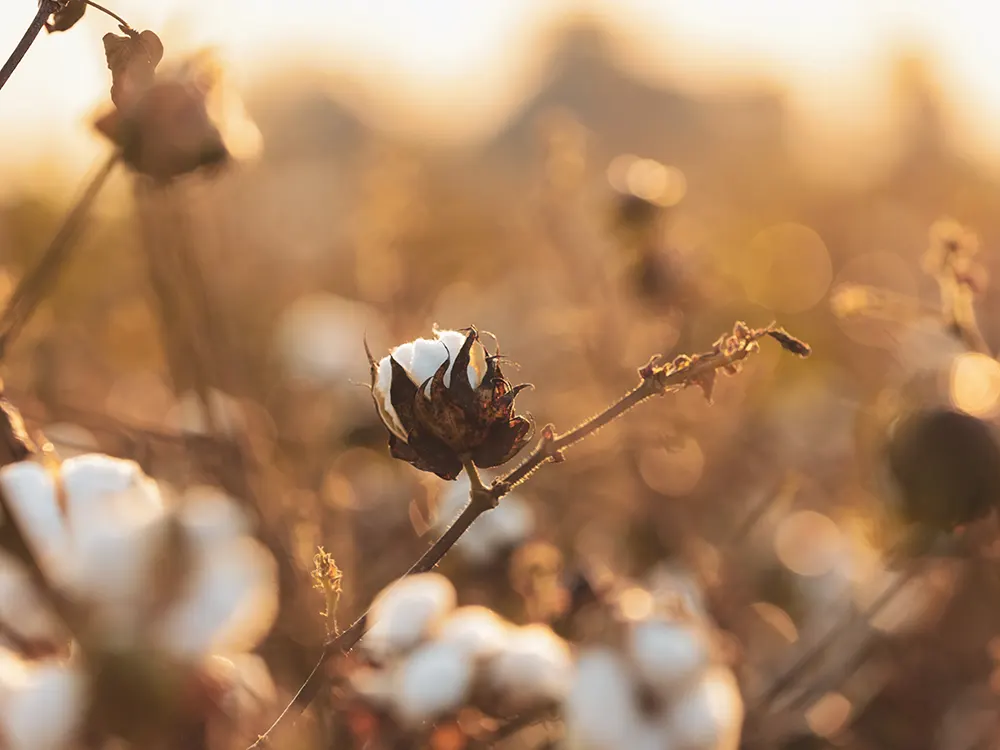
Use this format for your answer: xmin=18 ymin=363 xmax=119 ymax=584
xmin=0 ymin=3 xmax=999 ymax=750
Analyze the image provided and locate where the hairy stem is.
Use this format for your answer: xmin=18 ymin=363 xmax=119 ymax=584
xmin=83 ymin=0 xmax=133 ymax=30
xmin=0 ymin=2 xmax=56 ymax=94
xmin=0 ymin=151 xmax=120 ymax=359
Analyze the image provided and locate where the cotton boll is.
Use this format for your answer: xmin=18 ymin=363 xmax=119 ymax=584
xmin=203 ymin=653 xmax=276 ymax=724
xmin=437 ymin=606 xmax=510 ymax=659
xmin=0 ymin=657 xmax=87 ymax=750
xmin=392 ymin=640 xmax=474 ymax=726
xmin=666 ymin=667 xmax=744 ymax=750
xmin=405 ymin=330 xmax=486 ymax=390
xmin=154 ymin=537 xmax=279 ymax=656
xmin=629 ymin=620 xmax=711 ymax=699
xmin=350 ymin=665 xmax=398 ymax=708
xmin=364 ymin=574 xmax=457 ymax=662
xmin=565 ymin=648 xmax=639 ymax=750
xmin=0 ymin=462 xmax=65 ymax=571
xmin=487 ymin=624 xmax=572 ymax=712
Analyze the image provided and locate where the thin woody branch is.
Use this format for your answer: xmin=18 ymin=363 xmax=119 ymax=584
xmin=246 ymin=321 xmax=810 ymax=749
xmin=0 ymin=2 xmax=58 ymax=94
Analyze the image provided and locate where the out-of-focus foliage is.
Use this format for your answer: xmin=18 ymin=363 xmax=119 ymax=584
xmin=2 ymin=15 xmax=1000 ymax=750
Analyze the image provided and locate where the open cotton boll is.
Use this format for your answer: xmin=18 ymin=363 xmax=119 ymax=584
xmin=437 ymin=606 xmax=511 ymax=659
xmin=629 ymin=620 xmax=712 ymax=699
xmin=0 ymin=463 xmax=65 ymax=574
xmin=486 ymin=624 xmax=572 ymax=712
xmin=666 ymin=667 xmax=744 ymax=750
xmin=364 ymin=574 xmax=457 ymax=662
xmin=392 ymin=640 xmax=475 ymax=726
xmin=0 ymin=653 xmax=87 ymax=750
xmin=407 ymin=330 xmax=487 ymax=390
xmin=565 ymin=648 xmax=640 ymax=750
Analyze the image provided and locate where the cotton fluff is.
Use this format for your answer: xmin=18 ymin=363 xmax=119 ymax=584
xmin=374 ymin=329 xmax=488 ymax=438
xmin=0 ymin=650 xmax=87 ymax=750
xmin=629 ymin=620 xmax=711 ymax=698
xmin=363 ymin=573 xmax=457 ymax=662
xmin=666 ymin=668 xmax=744 ymax=750
xmin=486 ymin=624 xmax=573 ymax=712
xmin=565 ymin=648 xmax=642 ymax=750
xmin=392 ymin=640 xmax=475 ymax=726
xmin=0 ymin=456 xmax=278 ymax=658
xmin=436 ymin=606 xmax=510 ymax=659
xmin=435 ymin=471 xmax=534 ymax=565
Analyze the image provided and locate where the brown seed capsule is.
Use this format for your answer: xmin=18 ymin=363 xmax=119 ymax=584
xmin=368 ymin=328 xmax=533 ymax=480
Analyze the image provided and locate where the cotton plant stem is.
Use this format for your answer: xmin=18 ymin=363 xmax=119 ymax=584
xmin=0 ymin=151 xmax=120 ymax=359
xmin=0 ymin=2 xmax=56 ymax=94
xmin=246 ymin=322 xmax=810 ymax=750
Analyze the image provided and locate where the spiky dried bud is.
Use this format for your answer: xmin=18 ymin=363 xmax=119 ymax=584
xmin=368 ymin=328 xmax=533 ymax=480
xmin=766 ymin=327 xmax=812 ymax=357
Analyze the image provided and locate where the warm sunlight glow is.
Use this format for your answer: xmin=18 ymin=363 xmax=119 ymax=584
xmin=950 ymin=352 xmax=1000 ymax=419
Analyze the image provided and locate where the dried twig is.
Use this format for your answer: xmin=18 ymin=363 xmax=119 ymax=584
xmin=0 ymin=2 xmax=57 ymax=94
xmin=246 ymin=321 xmax=811 ymax=749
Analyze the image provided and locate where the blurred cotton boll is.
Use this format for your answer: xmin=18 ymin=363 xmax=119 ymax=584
xmin=392 ymin=640 xmax=475 ymax=726
xmin=0 ymin=651 xmax=87 ymax=750
xmin=565 ymin=648 xmax=642 ymax=750
xmin=0 ymin=454 xmax=278 ymax=659
xmin=485 ymin=624 xmax=572 ymax=714
xmin=666 ymin=668 xmax=744 ymax=750
xmin=436 ymin=606 xmax=510 ymax=658
xmin=275 ymin=293 xmax=387 ymax=384
xmin=363 ymin=573 xmax=457 ymax=663
xmin=434 ymin=470 xmax=534 ymax=565
xmin=629 ymin=619 xmax=712 ymax=699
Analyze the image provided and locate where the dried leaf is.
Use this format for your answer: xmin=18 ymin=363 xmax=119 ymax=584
xmin=45 ymin=0 xmax=86 ymax=33
xmin=103 ymin=29 xmax=164 ymax=109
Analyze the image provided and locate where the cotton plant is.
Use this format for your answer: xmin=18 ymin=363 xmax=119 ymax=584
xmin=349 ymin=573 xmax=572 ymax=732
xmin=564 ymin=579 xmax=743 ymax=750
xmin=0 ymin=454 xmax=278 ymax=748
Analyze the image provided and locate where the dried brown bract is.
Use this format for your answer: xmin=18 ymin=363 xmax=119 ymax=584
xmin=103 ymin=28 xmax=164 ymax=110
xmin=368 ymin=327 xmax=533 ymax=480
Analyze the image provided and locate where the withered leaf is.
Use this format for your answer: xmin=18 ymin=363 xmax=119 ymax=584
xmin=45 ymin=0 xmax=87 ymax=33
xmin=103 ymin=29 xmax=164 ymax=109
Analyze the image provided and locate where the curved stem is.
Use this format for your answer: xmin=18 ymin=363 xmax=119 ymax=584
xmin=83 ymin=0 xmax=133 ymax=31
xmin=0 ymin=2 xmax=56 ymax=94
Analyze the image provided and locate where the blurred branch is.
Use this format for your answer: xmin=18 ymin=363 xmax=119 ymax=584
xmin=246 ymin=321 xmax=811 ymax=749
xmin=0 ymin=2 xmax=57 ymax=94
xmin=0 ymin=151 xmax=120 ymax=359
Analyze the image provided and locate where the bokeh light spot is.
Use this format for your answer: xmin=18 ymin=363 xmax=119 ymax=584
xmin=774 ymin=511 xmax=843 ymax=577
xmin=638 ymin=438 xmax=705 ymax=496
xmin=743 ymin=223 xmax=832 ymax=313
xmin=805 ymin=692 xmax=852 ymax=738
xmin=950 ymin=352 xmax=1000 ymax=418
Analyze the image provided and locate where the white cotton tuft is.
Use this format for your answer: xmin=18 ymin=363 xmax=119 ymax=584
xmin=666 ymin=667 xmax=744 ymax=750
xmin=629 ymin=620 xmax=711 ymax=699
xmin=437 ymin=606 xmax=510 ymax=659
xmin=0 ymin=462 xmax=64 ymax=574
xmin=392 ymin=640 xmax=474 ymax=726
xmin=364 ymin=574 xmax=457 ymax=662
xmin=486 ymin=624 xmax=572 ymax=711
xmin=564 ymin=648 xmax=639 ymax=750
xmin=0 ymin=657 xmax=87 ymax=750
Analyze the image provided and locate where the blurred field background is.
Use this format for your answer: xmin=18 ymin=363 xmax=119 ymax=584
xmin=3 ymin=1 xmax=1000 ymax=748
